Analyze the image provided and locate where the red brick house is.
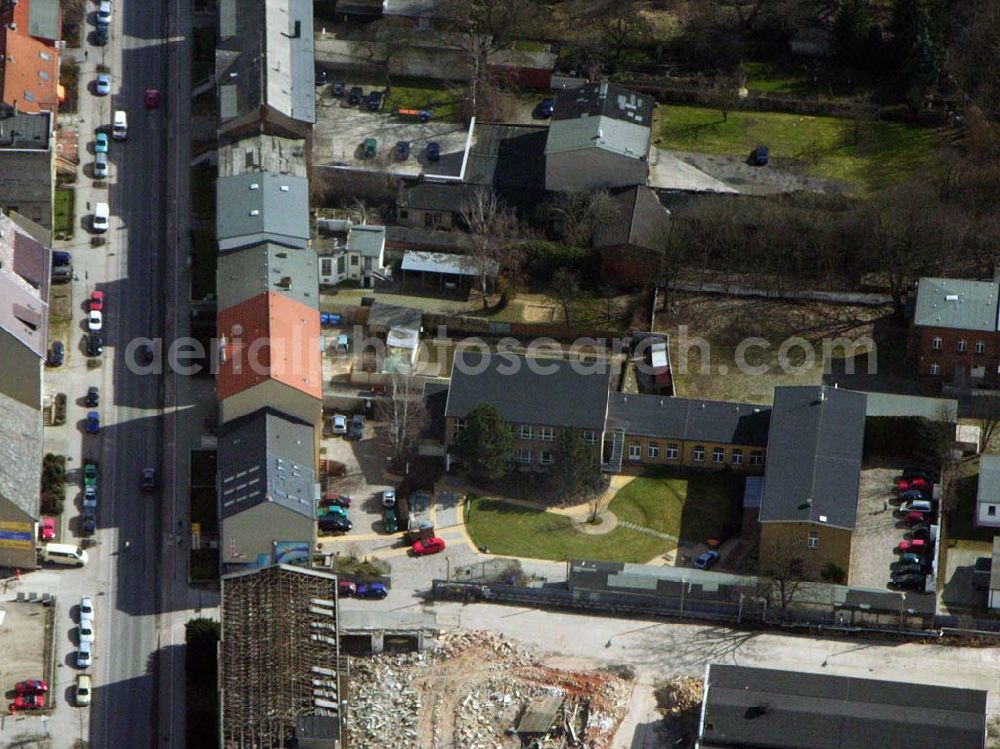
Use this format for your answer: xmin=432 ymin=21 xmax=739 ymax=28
xmin=908 ymin=277 xmax=1000 ymax=386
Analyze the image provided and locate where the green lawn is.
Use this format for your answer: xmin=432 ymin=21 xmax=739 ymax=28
xmin=657 ymin=104 xmax=949 ymax=192
xmin=742 ymin=61 xmax=874 ymax=98
xmin=466 ymin=497 xmax=672 ymax=564
xmin=385 ymin=78 xmax=463 ymax=122
xmin=53 ymin=189 xmax=74 ymax=236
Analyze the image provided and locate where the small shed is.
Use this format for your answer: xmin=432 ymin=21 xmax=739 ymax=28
xmin=400 ymin=250 xmax=496 ymax=292
xmin=976 ymin=455 xmax=1000 ymax=528
xmin=516 ymin=693 xmax=564 ymax=738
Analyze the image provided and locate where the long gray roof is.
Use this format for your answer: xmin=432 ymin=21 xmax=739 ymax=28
xmin=913 ymin=277 xmax=1000 ymax=332
xmin=28 ymin=0 xmax=60 ymax=40
xmin=551 ymin=83 xmax=653 ymax=125
xmin=216 ymin=173 xmax=310 ymax=251
xmin=977 ymin=454 xmax=1000 ymax=507
xmin=701 ymin=664 xmax=987 ymax=749
xmin=0 ymin=108 xmax=51 ymax=150
xmin=546 ymin=83 xmax=652 ymax=161
xmin=592 ymin=185 xmax=670 ymax=250
xmin=217 ymin=134 xmax=308 ymax=178
xmin=758 ymin=386 xmax=866 ymax=530
xmin=0 ymin=390 xmax=42 ymax=520
xmin=607 ymin=393 xmax=770 ymax=446
xmin=218 ymin=409 xmax=316 ymax=521
xmin=445 ymin=351 xmax=610 ymax=431
xmin=217 ymin=242 xmax=318 ymax=311
xmin=216 ymin=0 xmax=315 ymax=125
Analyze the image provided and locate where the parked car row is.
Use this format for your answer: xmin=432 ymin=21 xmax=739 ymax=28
xmin=331 ymin=413 xmax=365 ymax=440
xmin=318 ymin=493 xmax=354 ymax=535
xmin=338 ymin=579 xmax=388 ymax=600
xmin=888 ymin=468 xmax=938 ymax=591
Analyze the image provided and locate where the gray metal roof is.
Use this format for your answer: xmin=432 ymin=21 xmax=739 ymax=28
xmin=0 ymin=108 xmax=51 ymax=150
xmin=396 ymin=181 xmax=481 ymax=213
xmin=28 ymin=0 xmax=60 ymax=40
xmin=592 ymin=185 xmax=670 ymax=250
xmin=551 ymin=83 xmax=653 ymax=126
xmin=346 ymin=225 xmax=385 ymax=259
xmin=0 ymin=390 xmax=41 ymax=520
xmin=607 ymin=393 xmax=770 ymax=447
xmin=215 ymin=0 xmax=316 ymax=125
xmin=758 ymin=386 xmax=867 ymax=530
xmin=701 ymin=664 xmax=987 ymax=749
xmin=445 ymin=351 xmax=610 ymax=431
xmin=977 ymin=454 xmax=1000 ymax=508
xmin=863 ymin=391 xmax=958 ymax=422
xmin=912 ymin=277 xmax=1000 ymax=332
xmin=217 ymin=242 xmax=319 ymax=311
xmin=401 ymin=251 xmax=490 ymax=277
xmin=463 ymin=123 xmax=548 ymax=191
xmin=216 ymin=173 xmax=310 ymax=251
xmin=544 ymin=114 xmax=651 ymax=161
xmin=217 ymin=409 xmax=316 ymax=521
xmin=217 ymin=134 xmax=308 ymax=178
xmin=568 ymin=559 xmax=759 ymax=597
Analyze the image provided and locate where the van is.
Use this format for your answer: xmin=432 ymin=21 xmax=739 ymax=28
xmin=336 ymin=333 xmax=349 ymax=354
xmin=901 ymin=499 xmax=933 ymax=515
xmin=93 ymin=202 xmax=109 ymax=232
xmin=42 ymin=543 xmax=88 ymax=567
xmin=112 ymin=110 xmax=127 ymax=140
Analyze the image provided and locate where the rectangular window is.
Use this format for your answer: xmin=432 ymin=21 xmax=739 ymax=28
xmin=648 ymin=442 xmax=660 ymax=459
xmin=976 ymin=340 xmax=986 ymax=354
xmin=320 ymin=258 xmax=332 ymax=276
xmin=351 ymin=255 xmax=359 ymax=266
xmin=666 ymin=443 xmax=679 ymax=460
xmin=958 ymin=339 xmax=967 ymax=353
xmin=628 ymin=443 xmax=641 ymax=461
xmin=540 ymin=450 xmax=553 ymax=466
xmin=582 ymin=431 xmax=597 ymax=445
xmin=929 ymin=363 xmax=941 ymax=376
xmin=931 ymin=336 xmax=942 ymax=350
xmin=732 ymin=449 xmax=743 ymax=465
xmin=989 ymin=506 xmax=997 ymax=517
xmin=693 ymin=446 xmax=706 ymax=462
xmin=364 ymin=257 xmax=372 ymax=272
xmin=712 ymin=447 xmax=725 ymax=464
xmin=337 ymin=256 xmax=346 ymax=274
xmin=539 ymin=426 xmax=555 ymax=442
xmin=807 ymin=531 xmax=819 ymax=549
xmin=518 ymin=425 xmax=533 ymax=440
xmin=751 ymin=451 xmax=764 ymax=466
xmin=453 ymin=418 xmax=466 ymax=434
xmin=399 ymin=209 xmax=409 ymax=219
xmin=515 ymin=448 xmax=532 ymax=464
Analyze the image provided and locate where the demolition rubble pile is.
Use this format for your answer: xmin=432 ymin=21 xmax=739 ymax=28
xmin=345 ymin=630 xmax=633 ymax=749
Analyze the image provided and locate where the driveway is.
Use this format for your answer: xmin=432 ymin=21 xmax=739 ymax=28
xmin=850 ymin=464 xmax=910 ymax=590
xmin=940 ymin=541 xmax=993 ymax=614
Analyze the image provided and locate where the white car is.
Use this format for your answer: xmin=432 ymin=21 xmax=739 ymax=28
xmin=80 ymin=596 xmax=94 ymax=619
xmin=332 ymin=414 xmax=347 ymax=435
xmin=79 ymin=616 xmax=95 ymax=645
xmin=87 ymin=310 xmax=103 ymax=332
xmin=382 ymin=488 xmax=396 ymax=508
xmin=96 ymin=0 xmax=111 ymax=25
xmin=92 ymin=202 xmax=109 ymax=232
xmin=76 ymin=640 xmax=92 ymax=669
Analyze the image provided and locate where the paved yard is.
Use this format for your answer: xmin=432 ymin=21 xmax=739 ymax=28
xmin=940 ymin=541 xmax=992 ymax=614
xmin=850 ymin=464 xmax=911 ymax=590
xmin=320 ymin=423 xmax=396 ymax=538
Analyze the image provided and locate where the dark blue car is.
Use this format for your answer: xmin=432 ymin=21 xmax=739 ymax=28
xmin=356 ymin=583 xmax=388 ymax=600
xmin=898 ymin=489 xmax=931 ymax=503
xmin=533 ymin=98 xmax=554 ymax=118
xmin=85 ymin=411 xmax=100 ymax=435
xmin=426 ymin=142 xmax=440 ymax=161
xmin=395 ymin=140 xmax=411 ymax=160
xmin=750 ymin=145 xmax=769 ymax=166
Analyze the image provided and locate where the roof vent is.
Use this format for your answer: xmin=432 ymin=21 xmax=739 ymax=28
xmin=250 ymin=209 xmax=260 ymax=216
xmin=280 ymin=185 xmax=290 ymax=192
xmin=249 ymin=183 xmax=260 ymax=190
xmin=946 ymin=294 xmax=959 ymax=301
xmin=819 ymin=514 xmax=828 ymax=522
xmin=278 ymin=276 xmax=292 ymax=289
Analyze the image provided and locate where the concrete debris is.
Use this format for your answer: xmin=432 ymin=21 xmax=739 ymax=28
xmin=655 ymin=676 xmax=704 ymax=717
xmin=344 ymin=629 xmax=633 ymax=749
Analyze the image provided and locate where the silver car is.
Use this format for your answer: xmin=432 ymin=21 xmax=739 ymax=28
xmin=77 ymin=640 xmax=92 ymax=668
xmin=94 ymin=151 xmax=108 ymax=179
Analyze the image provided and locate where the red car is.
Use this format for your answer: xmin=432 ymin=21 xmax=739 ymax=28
xmin=898 ymin=538 xmax=927 ymax=553
xmin=412 ymin=537 xmax=446 ymax=556
xmin=320 ymin=494 xmax=351 ymax=508
xmin=338 ymin=580 xmax=357 ymax=597
xmin=12 ymin=693 xmax=45 ymax=711
xmin=144 ymin=88 xmax=160 ymax=109
xmin=896 ymin=476 xmax=930 ymax=493
xmin=903 ymin=511 xmax=929 ymax=526
xmin=89 ymin=290 xmax=104 ymax=311
xmin=14 ymin=680 xmax=48 ymax=696
xmin=39 ymin=518 xmax=55 ymax=541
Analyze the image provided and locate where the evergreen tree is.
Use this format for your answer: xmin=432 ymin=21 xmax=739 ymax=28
xmin=454 ymin=404 xmax=515 ymax=483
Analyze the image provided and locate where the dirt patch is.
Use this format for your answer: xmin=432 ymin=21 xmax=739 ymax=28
xmin=0 ymin=602 xmax=49 ymax=702
xmin=345 ymin=629 xmax=632 ymax=749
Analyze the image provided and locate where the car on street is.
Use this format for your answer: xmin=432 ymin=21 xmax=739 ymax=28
xmin=319 ymin=504 xmax=348 ymax=521
xmin=892 ymin=561 xmax=930 ymax=576
xmin=395 ymin=140 xmax=411 ymax=160
xmin=93 ymin=24 xmax=108 ymax=45
xmin=895 ymin=476 xmax=930 ymax=493
xmin=95 ymin=132 xmax=109 ymax=154
xmin=426 ymin=142 xmax=441 ymax=161
xmin=144 ymin=88 xmax=160 ymax=109
xmin=81 ymin=512 xmax=97 ymax=535
xmin=750 ymin=145 xmax=769 ymax=166
xmin=83 ymin=461 xmax=98 ymax=487
xmin=39 ymin=518 xmax=56 ymax=541
xmin=349 ymin=414 xmax=365 ymax=440
xmin=76 ymin=674 xmax=93 ymax=706
xmin=92 ymin=202 xmax=110 ymax=232
xmin=898 ymin=538 xmax=928 ymax=553
xmin=347 ymin=86 xmax=364 ymax=105
xmin=86 ymin=334 xmax=104 ymax=357
xmin=889 ymin=573 xmax=926 ymax=590
xmin=412 ymin=536 xmax=446 ymax=556
xmin=383 ymin=509 xmax=398 ymax=533
xmin=318 ymin=516 xmax=352 ymax=534
xmin=48 ymin=340 xmax=64 ymax=366
xmin=533 ymin=98 xmax=554 ymax=118
xmin=85 ymin=411 xmax=100 ymax=434
xmin=88 ymin=309 xmax=103 ymax=332
xmin=899 ymin=500 xmax=933 ymax=515
xmin=95 ymin=74 xmax=111 ymax=96
xmin=15 ymin=680 xmax=48 ymax=696
xmin=338 ymin=580 xmax=357 ymax=597
xmin=367 ymin=91 xmax=383 ymax=111
xmin=86 ymin=386 xmax=100 ymax=407
xmin=908 ymin=524 xmax=932 ymax=540
xmin=898 ymin=552 xmax=927 ymax=566
xmin=80 ymin=596 xmax=94 ymax=619
xmin=356 ymin=583 xmax=388 ymax=600
xmin=693 ymin=550 xmax=721 ymax=569
xmin=84 ymin=485 xmax=97 ymax=510
xmin=320 ymin=494 xmax=351 ymax=508
xmin=382 ymin=489 xmax=396 ymax=508
xmin=96 ymin=0 xmax=111 ymax=25
xmin=78 ymin=616 xmax=95 ymax=645
xmin=94 ymin=151 xmax=109 ymax=179
xmin=141 ymin=468 xmax=156 ymax=493
xmin=903 ymin=510 xmax=929 ymax=526
xmin=89 ymin=289 xmax=105 ymax=311
xmin=76 ymin=640 xmax=92 ymax=668
xmin=332 ymin=414 xmax=347 ymax=435
xmin=898 ymin=489 xmax=931 ymax=503
xmin=12 ymin=693 xmax=44 ymax=711
xmin=332 ymin=81 xmax=345 ymax=96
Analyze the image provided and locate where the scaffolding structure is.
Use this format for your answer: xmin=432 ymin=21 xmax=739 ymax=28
xmin=221 ymin=564 xmax=343 ymax=749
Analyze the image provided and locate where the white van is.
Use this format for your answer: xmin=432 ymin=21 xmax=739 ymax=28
xmin=93 ymin=202 xmax=109 ymax=232
xmin=41 ymin=543 xmax=88 ymax=567
xmin=112 ymin=109 xmax=127 ymax=140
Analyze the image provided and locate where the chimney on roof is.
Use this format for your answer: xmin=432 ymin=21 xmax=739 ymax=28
xmin=293 ymin=20 xmax=301 ymax=38
xmin=278 ymin=276 xmax=292 ymax=289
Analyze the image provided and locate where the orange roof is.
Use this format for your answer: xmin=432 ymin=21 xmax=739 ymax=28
xmin=217 ymin=292 xmax=322 ymax=401
xmin=0 ymin=24 xmax=60 ymax=112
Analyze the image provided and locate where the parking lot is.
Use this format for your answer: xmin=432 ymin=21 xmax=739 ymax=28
xmin=0 ymin=601 xmax=49 ymax=708
xmin=313 ymin=92 xmax=470 ymax=175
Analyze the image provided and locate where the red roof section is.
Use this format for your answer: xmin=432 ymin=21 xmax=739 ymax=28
xmin=0 ymin=0 xmax=61 ymax=112
xmin=217 ymin=292 xmax=322 ymax=401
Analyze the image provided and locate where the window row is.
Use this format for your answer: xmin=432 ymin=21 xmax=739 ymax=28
xmin=627 ymin=442 xmax=763 ymax=466
xmin=515 ymin=448 xmax=553 ymax=465
xmin=930 ymin=337 xmax=986 ymax=354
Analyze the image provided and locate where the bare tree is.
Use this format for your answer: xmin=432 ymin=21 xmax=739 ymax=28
xmin=595 ymin=0 xmax=651 ymax=71
xmin=545 ymin=190 xmax=616 ymax=247
xmin=376 ymin=374 xmax=428 ymax=469
xmin=548 ymin=268 xmax=580 ymax=325
xmin=711 ymin=71 xmax=742 ymax=123
xmin=758 ymin=540 xmax=805 ymax=616
xmin=458 ymin=188 xmax=518 ymax=310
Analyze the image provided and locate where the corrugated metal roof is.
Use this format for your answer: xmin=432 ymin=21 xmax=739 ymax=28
xmin=977 ymin=454 xmax=1000 ymax=508
xmin=544 ymin=114 xmax=650 ymax=160
xmin=401 ymin=251 xmax=490 ymax=277
xmin=913 ymin=277 xmax=1000 ymax=332
xmin=863 ymin=391 xmax=958 ymax=422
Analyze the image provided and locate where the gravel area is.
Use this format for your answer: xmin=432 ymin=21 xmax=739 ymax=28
xmin=850 ymin=464 xmax=909 ymax=590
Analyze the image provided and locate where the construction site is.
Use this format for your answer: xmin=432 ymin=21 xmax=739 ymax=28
xmin=344 ymin=629 xmax=634 ymax=749
xmin=219 ymin=564 xmax=345 ymax=749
